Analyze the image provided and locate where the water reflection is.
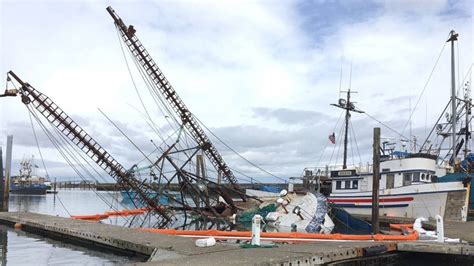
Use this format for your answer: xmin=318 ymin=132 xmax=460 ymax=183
xmin=8 ymin=189 xmax=233 ymax=230
xmin=0 ymin=224 xmax=144 ymax=265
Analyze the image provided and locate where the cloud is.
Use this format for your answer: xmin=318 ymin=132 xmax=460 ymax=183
xmin=0 ymin=0 xmax=471 ymax=183
xmin=252 ymin=107 xmax=332 ymax=126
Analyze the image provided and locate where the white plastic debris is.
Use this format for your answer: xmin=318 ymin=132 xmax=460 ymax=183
xmin=195 ymin=237 xmax=216 ymax=247
xmin=413 ymin=217 xmax=427 ymax=234
xmin=265 ymin=212 xmax=279 ymax=223
xmin=413 ymin=216 xmax=460 ymax=243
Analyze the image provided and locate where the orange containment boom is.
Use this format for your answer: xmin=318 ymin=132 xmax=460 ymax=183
xmin=390 ymin=224 xmax=413 ymax=231
xmin=71 ymin=214 xmax=110 ymax=222
xmin=71 ymin=208 xmax=150 ymax=222
xmin=105 ymin=208 xmax=149 ymax=217
xmin=140 ymin=229 xmax=419 ymax=242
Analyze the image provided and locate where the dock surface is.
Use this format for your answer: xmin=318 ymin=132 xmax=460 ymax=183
xmin=0 ymin=212 xmax=472 ymax=265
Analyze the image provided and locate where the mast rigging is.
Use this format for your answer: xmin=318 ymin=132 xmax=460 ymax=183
xmin=106 ymin=6 xmax=243 ymax=197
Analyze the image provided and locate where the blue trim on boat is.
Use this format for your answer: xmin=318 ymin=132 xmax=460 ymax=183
xmin=334 ymin=204 xmax=409 ymax=208
xmin=330 ymin=188 xmax=466 ymax=198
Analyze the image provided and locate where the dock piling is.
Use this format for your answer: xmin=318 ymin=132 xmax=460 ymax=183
xmin=436 ymin=215 xmax=445 ymax=243
xmin=0 ymin=147 xmax=4 ymax=210
xmin=372 ymin=128 xmax=380 ymax=234
xmin=3 ymin=136 xmax=13 ymax=212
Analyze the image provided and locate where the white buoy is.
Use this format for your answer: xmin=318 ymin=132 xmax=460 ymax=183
xmin=251 ymin=215 xmax=262 ymax=246
xmin=195 ymin=237 xmax=216 ymax=247
xmin=436 ymin=215 xmax=444 ymax=243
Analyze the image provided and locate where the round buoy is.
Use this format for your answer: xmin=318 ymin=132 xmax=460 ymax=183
xmin=14 ymin=223 xmax=22 ymax=229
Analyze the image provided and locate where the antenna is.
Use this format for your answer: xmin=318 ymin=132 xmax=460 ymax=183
xmin=338 ymin=55 xmax=343 ymax=94
xmin=409 ymin=97 xmax=412 ymax=152
xmin=348 ymin=61 xmax=353 ymax=90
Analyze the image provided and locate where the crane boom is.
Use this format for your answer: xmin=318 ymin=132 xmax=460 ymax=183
xmin=6 ymin=71 xmax=173 ymax=227
xmin=106 ymin=6 xmax=242 ymax=193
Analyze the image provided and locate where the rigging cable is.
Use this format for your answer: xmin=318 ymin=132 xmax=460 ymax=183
xmin=400 ymin=33 xmax=450 ymax=136
xmin=194 ymin=116 xmax=287 ymax=183
xmin=349 ymin=119 xmax=362 ymax=165
xmin=115 ymin=26 xmax=167 ymax=143
xmin=27 ymin=111 xmax=71 ymax=216
xmin=26 ymin=106 xmax=133 ymax=223
xmin=314 ymin=110 xmax=344 ymax=168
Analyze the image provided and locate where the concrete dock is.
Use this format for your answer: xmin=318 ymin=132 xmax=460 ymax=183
xmin=0 ymin=212 xmax=472 ymax=265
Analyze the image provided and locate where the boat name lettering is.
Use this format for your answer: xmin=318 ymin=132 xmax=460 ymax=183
xmin=331 ymin=170 xmax=357 ymax=177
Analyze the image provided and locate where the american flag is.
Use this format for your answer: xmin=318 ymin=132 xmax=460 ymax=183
xmin=329 ymin=132 xmax=336 ymax=144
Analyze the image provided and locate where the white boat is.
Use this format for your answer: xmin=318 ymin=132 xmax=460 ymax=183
xmin=328 ymin=153 xmax=469 ymax=221
xmin=310 ymin=31 xmax=470 ymax=222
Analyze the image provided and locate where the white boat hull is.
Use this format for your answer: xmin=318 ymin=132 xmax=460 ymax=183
xmin=329 ymin=182 xmax=468 ymax=221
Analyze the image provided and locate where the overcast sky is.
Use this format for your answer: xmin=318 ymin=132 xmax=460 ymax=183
xmin=0 ymin=0 xmax=472 ymax=183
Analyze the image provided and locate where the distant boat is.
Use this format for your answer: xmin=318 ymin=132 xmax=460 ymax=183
xmin=10 ymin=157 xmax=48 ymax=195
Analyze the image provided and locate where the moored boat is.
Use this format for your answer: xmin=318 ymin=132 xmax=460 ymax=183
xmin=10 ymin=157 xmax=47 ymax=195
xmin=327 ymin=153 xmax=468 ymax=221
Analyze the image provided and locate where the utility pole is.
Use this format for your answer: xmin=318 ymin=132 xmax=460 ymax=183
xmin=448 ymin=30 xmax=458 ymax=163
xmin=3 ymin=136 xmax=13 ymax=212
xmin=372 ymin=128 xmax=381 ymax=234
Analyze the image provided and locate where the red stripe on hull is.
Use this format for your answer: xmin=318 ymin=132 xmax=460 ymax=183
xmin=329 ymin=197 xmax=414 ymax=203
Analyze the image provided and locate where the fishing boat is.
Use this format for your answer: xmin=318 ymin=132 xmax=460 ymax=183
xmin=10 ymin=157 xmax=48 ymax=195
xmin=327 ymin=152 xmax=468 ymax=221
xmin=307 ymin=30 xmax=470 ymax=222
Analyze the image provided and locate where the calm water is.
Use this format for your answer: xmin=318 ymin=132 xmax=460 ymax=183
xmin=2 ymin=189 xmax=146 ymax=265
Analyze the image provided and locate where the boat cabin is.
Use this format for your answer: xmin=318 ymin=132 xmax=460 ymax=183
xmin=331 ymin=154 xmax=438 ymax=194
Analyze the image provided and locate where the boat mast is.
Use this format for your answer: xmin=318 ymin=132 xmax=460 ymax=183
xmin=464 ymin=81 xmax=471 ymax=158
xmin=332 ymin=89 xmax=364 ymax=169
xmin=448 ymin=30 xmax=458 ymax=163
xmin=343 ymin=90 xmax=351 ymax=169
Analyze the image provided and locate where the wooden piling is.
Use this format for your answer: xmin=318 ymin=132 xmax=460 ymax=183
xmin=0 ymin=147 xmax=4 ymax=210
xmin=3 ymin=135 xmax=13 ymax=212
xmin=372 ymin=128 xmax=380 ymax=234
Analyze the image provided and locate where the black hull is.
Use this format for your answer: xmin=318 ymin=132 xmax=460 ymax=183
xmin=10 ymin=188 xmax=47 ymax=195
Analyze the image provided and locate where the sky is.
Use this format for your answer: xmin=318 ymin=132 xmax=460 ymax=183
xmin=0 ymin=0 xmax=472 ymax=183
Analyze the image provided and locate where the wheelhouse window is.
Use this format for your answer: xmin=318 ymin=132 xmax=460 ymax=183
xmin=421 ymin=173 xmax=425 ymax=181
xmin=336 ymin=181 xmax=342 ymax=189
xmin=345 ymin=180 xmax=351 ymax=189
xmin=352 ymin=180 xmax=358 ymax=189
xmin=413 ymin=172 xmax=420 ymax=182
xmin=403 ymin=173 xmax=412 ymax=186
xmin=386 ymin=174 xmax=395 ymax=189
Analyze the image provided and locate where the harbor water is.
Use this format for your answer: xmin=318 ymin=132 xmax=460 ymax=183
xmin=2 ymin=189 xmax=146 ymax=265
